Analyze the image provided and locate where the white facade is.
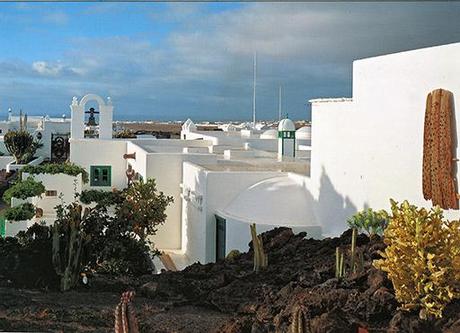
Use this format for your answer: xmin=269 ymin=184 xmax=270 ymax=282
xmin=308 ymin=42 xmax=460 ymax=236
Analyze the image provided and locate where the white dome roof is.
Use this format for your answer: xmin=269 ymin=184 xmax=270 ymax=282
xmin=296 ymin=126 xmax=311 ymax=140
xmin=221 ymin=176 xmax=318 ymax=227
xmin=182 ymin=118 xmax=197 ymax=132
xmin=278 ymin=118 xmax=295 ymax=131
xmin=260 ymin=129 xmax=278 ymax=139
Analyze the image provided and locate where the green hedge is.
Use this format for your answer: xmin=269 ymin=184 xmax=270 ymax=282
xmin=79 ymin=189 xmax=121 ymax=206
xmin=3 ymin=177 xmax=45 ymax=204
xmin=5 ymin=203 xmax=35 ymax=221
xmin=22 ymin=162 xmax=89 ymax=184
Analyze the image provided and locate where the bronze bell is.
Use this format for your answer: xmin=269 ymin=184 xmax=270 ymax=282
xmin=86 ymin=107 xmax=98 ymax=126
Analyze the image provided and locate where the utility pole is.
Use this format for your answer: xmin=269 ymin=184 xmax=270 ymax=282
xmin=252 ymin=52 xmax=257 ymax=128
xmin=278 ymin=85 xmax=282 ymax=121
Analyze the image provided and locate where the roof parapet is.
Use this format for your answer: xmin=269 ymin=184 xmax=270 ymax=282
xmin=308 ymin=97 xmax=353 ymax=104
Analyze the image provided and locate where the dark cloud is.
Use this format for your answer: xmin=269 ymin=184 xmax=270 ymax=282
xmin=0 ymin=3 xmax=459 ymax=121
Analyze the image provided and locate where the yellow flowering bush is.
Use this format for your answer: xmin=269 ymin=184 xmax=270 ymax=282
xmin=374 ymin=199 xmax=460 ymax=319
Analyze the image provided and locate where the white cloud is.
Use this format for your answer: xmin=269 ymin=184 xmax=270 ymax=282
xmin=32 ymin=61 xmax=63 ymax=76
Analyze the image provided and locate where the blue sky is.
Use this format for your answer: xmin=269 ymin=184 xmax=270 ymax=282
xmin=0 ymin=2 xmax=460 ymax=121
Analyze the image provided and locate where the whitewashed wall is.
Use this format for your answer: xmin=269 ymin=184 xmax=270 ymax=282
xmin=23 ymin=172 xmax=82 ymax=216
xmin=146 ymin=153 xmax=217 ymax=250
xmin=70 ymin=139 xmax=127 ymax=190
xmin=0 ymin=156 xmax=14 ymax=170
xmin=309 ymin=43 xmax=460 ymax=237
xmin=181 ymin=163 xmax=208 ymax=263
xmin=35 ymin=121 xmax=71 ymax=159
xmin=126 ymin=141 xmax=149 ymax=180
xmin=182 ymin=161 xmax=282 ymax=264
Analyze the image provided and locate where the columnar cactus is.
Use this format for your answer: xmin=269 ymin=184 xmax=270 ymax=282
xmin=52 ymin=203 xmax=89 ymax=291
xmin=115 ymin=291 xmax=139 ymax=333
xmin=250 ymin=223 xmax=267 ymax=272
xmin=335 ymin=247 xmax=344 ymax=278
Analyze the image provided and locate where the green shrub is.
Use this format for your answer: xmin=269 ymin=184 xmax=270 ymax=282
xmin=3 ymin=177 xmax=45 ymax=204
xmin=22 ymin=162 xmax=89 ymax=183
xmin=5 ymin=203 xmax=35 ymax=221
xmin=79 ymin=189 xmax=122 ymax=206
xmin=347 ymin=208 xmax=388 ymax=238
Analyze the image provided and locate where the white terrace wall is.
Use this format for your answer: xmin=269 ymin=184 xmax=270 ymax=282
xmin=310 ymin=43 xmax=460 ymax=237
xmin=23 ymin=172 xmax=83 ymax=216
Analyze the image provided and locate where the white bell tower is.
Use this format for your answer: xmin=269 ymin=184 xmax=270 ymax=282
xmin=70 ymin=94 xmax=113 ymax=140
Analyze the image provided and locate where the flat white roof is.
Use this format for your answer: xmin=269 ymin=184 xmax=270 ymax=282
xmin=195 ymin=158 xmax=309 ymax=175
xmin=309 ymin=97 xmax=353 ymax=104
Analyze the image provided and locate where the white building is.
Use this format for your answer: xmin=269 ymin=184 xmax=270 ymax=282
xmin=4 ymin=42 xmax=458 ymax=270
xmin=0 ymin=112 xmax=71 ymax=162
xmin=307 ymin=42 xmax=460 ymax=236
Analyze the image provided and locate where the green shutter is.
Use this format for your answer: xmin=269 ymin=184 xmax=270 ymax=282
xmin=90 ymin=166 xmax=112 ymax=187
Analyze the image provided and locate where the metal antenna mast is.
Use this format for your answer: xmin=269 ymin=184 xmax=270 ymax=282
xmin=252 ymin=52 xmax=257 ymax=128
xmin=278 ymin=85 xmax=282 ymax=121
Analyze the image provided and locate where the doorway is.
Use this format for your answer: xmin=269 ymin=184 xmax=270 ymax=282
xmin=215 ymin=215 xmax=226 ymax=261
xmin=51 ymin=133 xmax=70 ymax=163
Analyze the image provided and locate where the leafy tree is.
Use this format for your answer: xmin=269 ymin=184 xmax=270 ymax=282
xmin=4 ymin=130 xmax=42 ymax=164
xmin=116 ymin=179 xmax=173 ymax=240
xmin=54 ymin=178 xmax=172 ymax=281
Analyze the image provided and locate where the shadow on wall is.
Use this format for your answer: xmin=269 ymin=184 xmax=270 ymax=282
xmin=315 ymin=166 xmax=363 ymax=237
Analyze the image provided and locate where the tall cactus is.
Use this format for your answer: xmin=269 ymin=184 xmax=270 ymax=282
xmin=115 ymin=291 xmax=139 ymax=333
xmin=350 ymin=228 xmax=357 ymax=274
xmin=52 ymin=203 xmax=89 ymax=291
xmin=250 ymin=223 xmax=267 ymax=272
xmin=335 ymin=247 xmax=345 ymax=278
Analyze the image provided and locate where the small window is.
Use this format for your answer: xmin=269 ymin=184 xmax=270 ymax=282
xmin=45 ymin=190 xmax=57 ymax=197
xmin=90 ymin=166 xmax=111 ymax=187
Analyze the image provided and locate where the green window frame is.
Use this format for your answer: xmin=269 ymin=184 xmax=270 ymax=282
xmin=90 ymin=166 xmax=112 ymax=187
